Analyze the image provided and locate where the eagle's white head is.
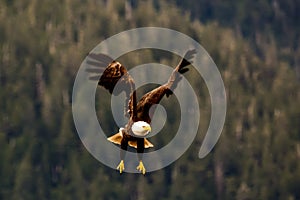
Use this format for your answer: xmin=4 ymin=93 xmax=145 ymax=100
xmin=131 ymin=121 xmax=151 ymax=137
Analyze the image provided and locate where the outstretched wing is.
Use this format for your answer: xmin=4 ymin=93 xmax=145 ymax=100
xmin=86 ymin=53 xmax=114 ymax=81
xmin=136 ymin=49 xmax=196 ymax=123
xmin=86 ymin=53 xmax=137 ymax=119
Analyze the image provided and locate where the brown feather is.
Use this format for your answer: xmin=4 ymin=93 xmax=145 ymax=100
xmin=134 ymin=49 xmax=196 ymax=123
xmin=88 ymin=50 xmax=195 ymax=154
xmin=99 ymin=61 xmax=129 ymax=94
xmin=86 ymin=50 xmax=195 ymax=123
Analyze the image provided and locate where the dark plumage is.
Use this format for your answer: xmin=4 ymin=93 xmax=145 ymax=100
xmin=86 ymin=49 xmax=196 ymax=174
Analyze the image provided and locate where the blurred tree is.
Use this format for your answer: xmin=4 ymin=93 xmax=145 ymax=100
xmin=0 ymin=0 xmax=299 ymax=199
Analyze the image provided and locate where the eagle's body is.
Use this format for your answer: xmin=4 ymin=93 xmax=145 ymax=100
xmin=87 ymin=49 xmax=196 ymax=174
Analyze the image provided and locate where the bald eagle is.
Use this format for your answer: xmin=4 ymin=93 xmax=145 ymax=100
xmin=86 ymin=49 xmax=196 ymax=174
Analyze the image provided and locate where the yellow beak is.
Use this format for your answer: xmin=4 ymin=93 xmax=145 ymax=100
xmin=143 ymin=126 xmax=151 ymax=132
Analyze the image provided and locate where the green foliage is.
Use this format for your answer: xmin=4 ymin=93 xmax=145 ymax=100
xmin=0 ymin=0 xmax=299 ymax=199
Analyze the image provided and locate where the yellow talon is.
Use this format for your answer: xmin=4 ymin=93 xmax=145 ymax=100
xmin=136 ymin=161 xmax=146 ymax=175
xmin=117 ymin=160 xmax=125 ymax=174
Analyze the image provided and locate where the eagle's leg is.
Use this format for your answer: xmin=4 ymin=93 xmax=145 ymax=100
xmin=118 ymin=137 xmax=129 ymax=174
xmin=136 ymin=138 xmax=146 ymax=175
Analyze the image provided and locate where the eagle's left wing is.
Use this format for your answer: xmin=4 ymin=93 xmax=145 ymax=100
xmin=136 ymin=49 xmax=196 ymax=122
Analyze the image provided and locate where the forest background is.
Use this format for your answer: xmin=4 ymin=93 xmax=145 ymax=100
xmin=0 ymin=0 xmax=300 ymax=199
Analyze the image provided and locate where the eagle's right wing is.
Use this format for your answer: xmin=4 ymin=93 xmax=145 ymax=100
xmin=86 ymin=53 xmax=137 ymax=119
